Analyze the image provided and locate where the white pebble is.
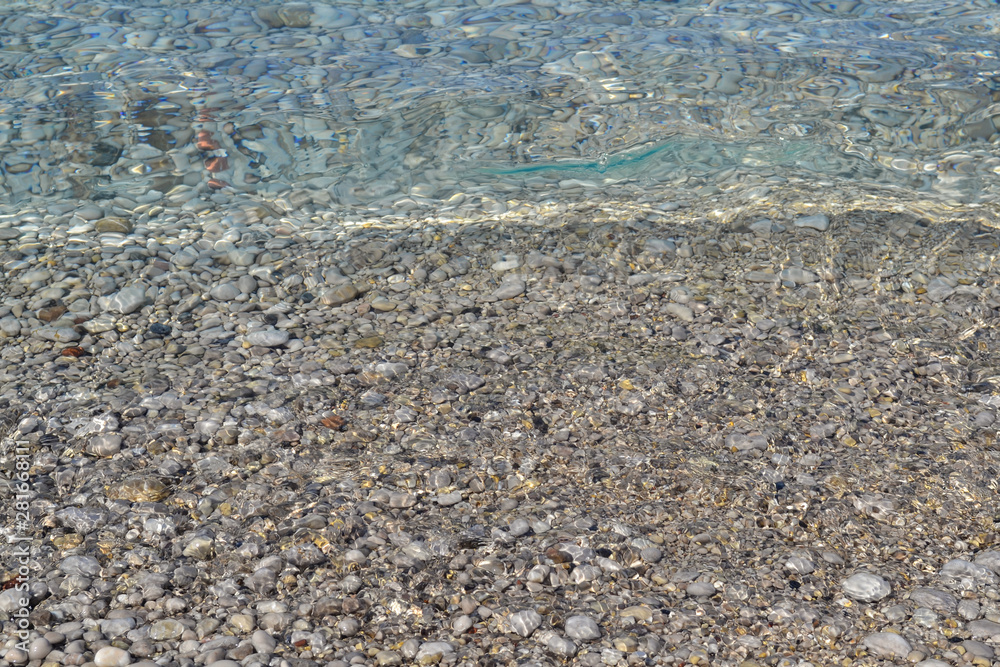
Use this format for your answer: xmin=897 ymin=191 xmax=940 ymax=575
xmin=508 ymin=609 xmax=541 ymax=637
xmin=842 ymin=572 xmax=891 ymax=601
xmin=94 ymin=647 xmax=131 ymax=667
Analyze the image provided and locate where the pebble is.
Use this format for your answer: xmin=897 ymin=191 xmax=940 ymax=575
xmin=564 ymin=616 xmax=602 ymax=641
xmin=244 ymin=329 xmax=290 ymax=347
xmin=493 ymin=277 xmax=525 ymax=300
xmin=94 ymin=647 xmax=131 ymax=667
xmin=108 ymin=286 xmax=147 ymax=314
xmin=862 ymin=632 xmax=911 ymax=658
xmin=842 ymin=572 xmax=891 ymax=601
xmin=509 ymin=609 xmax=542 ymax=637
xmin=794 ymin=214 xmax=830 ymax=231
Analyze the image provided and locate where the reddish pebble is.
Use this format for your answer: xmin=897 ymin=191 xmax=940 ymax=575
xmin=205 ymin=156 xmax=228 ymax=172
xmin=207 ymin=178 xmax=229 ymax=190
xmin=61 ymin=346 xmax=86 ymax=357
xmin=196 ymin=130 xmax=219 ymax=151
xmin=321 ymin=415 xmax=347 ymax=430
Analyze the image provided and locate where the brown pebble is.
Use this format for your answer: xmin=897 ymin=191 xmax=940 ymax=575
xmin=205 ymin=156 xmax=228 ymax=172
xmin=38 ymin=305 xmax=66 ymax=322
xmin=354 ymin=336 xmax=383 ymax=349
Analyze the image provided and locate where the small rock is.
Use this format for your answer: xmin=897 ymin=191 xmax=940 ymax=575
xmin=94 ymin=647 xmax=131 ymax=667
xmin=493 ymin=277 xmax=525 ymax=299
xmin=547 ymin=635 xmax=577 ymax=657
xmin=108 ymin=286 xmax=147 ymax=314
xmin=842 ymin=572 xmax=891 ymax=601
xmin=862 ymin=632 xmax=911 ymax=658
xmin=794 ymin=214 xmax=830 ymax=231
xmin=321 ymin=284 xmax=359 ymax=306
xmin=337 ymin=618 xmax=361 ymax=637
xmin=414 ymin=642 xmax=455 ymax=665
xmin=564 ymin=615 xmax=602 ymax=641
xmin=245 ymin=329 xmax=290 ymax=347
xmin=509 ymin=609 xmax=542 ymax=637
xmin=95 ymin=217 xmax=132 ymax=233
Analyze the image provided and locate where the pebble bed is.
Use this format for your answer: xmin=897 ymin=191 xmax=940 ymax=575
xmin=2 ymin=186 xmax=1000 ymax=667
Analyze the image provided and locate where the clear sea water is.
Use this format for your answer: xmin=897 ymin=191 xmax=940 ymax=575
xmin=0 ymin=0 xmax=998 ymax=215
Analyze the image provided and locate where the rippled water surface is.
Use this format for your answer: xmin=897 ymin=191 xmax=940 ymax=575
xmin=1 ymin=0 xmax=999 ymax=214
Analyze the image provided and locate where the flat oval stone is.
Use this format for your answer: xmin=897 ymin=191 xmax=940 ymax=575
xmin=908 ymin=588 xmax=957 ymax=614
xmin=785 ymin=556 xmax=815 ymax=574
xmin=862 ymin=632 xmax=911 ymax=658
xmin=842 ymin=572 xmax=891 ymax=601
xmin=941 ymin=559 xmax=997 ymax=584
xmin=95 ymin=217 xmax=132 ymax=233
xmin=794 ymin=214 xmax=830 ymax=231
xmin=245 ymin=329 xmax=289 ymax=347
xmin=968 ymin=620 xmax=1000 ymax=639
xmin=686 ymin=582 xmax=716 ymax=597
xmin=148 ymin=619 xmax=185 ymax=641
xmin=321 ymin=284 xmax=359 ymax=305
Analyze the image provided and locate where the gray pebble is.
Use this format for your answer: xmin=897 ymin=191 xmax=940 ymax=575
xmin=861 ymin=632 xmax=911 ymax=658
xmin=842 ymin=572 xmax=891 ymax=601
xmin=564 ymin=615 xmax=601 ymax=641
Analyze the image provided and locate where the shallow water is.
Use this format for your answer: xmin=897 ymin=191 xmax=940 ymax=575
xmin=0 ymin=0 xmax=998 ymax=213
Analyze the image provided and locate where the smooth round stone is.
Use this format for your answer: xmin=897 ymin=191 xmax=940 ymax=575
xmin=915 ymin=661 xmax=951 ymax=667
xmin=686 ymin=582 xmax=716 ymax=597
xmin=414 ymin=642 xmax=454 ymax=665
xmin=862 ymin=632 xmax=911 ymax=658
xmin=88 ymin=434 xmax=122 ymax=457
xmin=842 ymin=572 xmax=891 ymax=601
xmin=509 ymin=609 xmax=542 ymax=637
xmin=320 ymin=284 xmax=359 ymax=305
xmin=509 ymin=519 xmax=531 ymax=537
xmin=94 ymin=647 xmax=131 ymax=667
xmin=60 ymin=555 xmax=100 ymax=577
xmin=564 ymin=615 xmax=601 ymax=641
xmin=452 ymin=615 xmax=473 ymax=633
xmin=3 ymin=649 xmax=27 ymax=665
xmin=794 ymin=214 xmax=830 ymax=231
xmin=785 ymin=556 xmax=815 ymax=574
xmin=336 ymin=618 xmax=360 ymax=637
xmin=148 ymin=619 xmax=185 ymax=641
xmin=547 ymin=635 xmax=577 ymax=657
xmin=28 ymin=638 xmax=52 ymax=661
xmin=493 ymin=278 xmax=525 ymax=299
xmin=210 ymin=283 xmax=240 ymax=300
xmin=108 ymin=286 xmax=147 ymax=314
xmin=245 ymin=329 xmax=289 ymax=347
xmin=205 ymin=661 xmax=241 ymax=667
